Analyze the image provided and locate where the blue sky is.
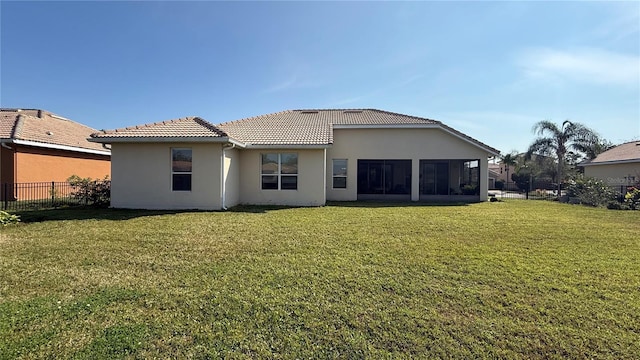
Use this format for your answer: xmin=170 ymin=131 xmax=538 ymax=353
xmin=1 ymin=1 xmax=639 ymax=154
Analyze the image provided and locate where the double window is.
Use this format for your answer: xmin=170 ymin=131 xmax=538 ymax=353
xmin=172 ymin=148 xmax=192 ymax=191
xmin=261 ymin=153 xmax=298 ymax=190
xmin=332 ymin=159 xmax=347 ymax=189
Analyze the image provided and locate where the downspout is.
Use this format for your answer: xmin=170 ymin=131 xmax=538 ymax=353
xmin=220 ymin=142 xmax=236 ymax=210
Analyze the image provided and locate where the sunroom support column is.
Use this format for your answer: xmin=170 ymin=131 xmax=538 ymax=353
xmin=411 ymin=158 xmax=419 ymax=201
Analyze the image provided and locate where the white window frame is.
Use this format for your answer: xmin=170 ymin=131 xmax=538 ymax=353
xmin=261 ymin=153 xmax=298 ymax=190
xmin=171 ymin=148 xmax=192 ymax=191
xmin=332 ymin=159 xmax=347 ymax=189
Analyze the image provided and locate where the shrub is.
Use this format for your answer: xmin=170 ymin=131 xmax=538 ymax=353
xmin=461 ymin=184 xmax=478 ymax=195
xmin=565 ymin=176 xmax=616 ymax=207
xmin=511 ymin=172 xmax=531 ymax=192
xmin=0 ymin=210 xmax=20 ymax=226
xmin=67 ymin=175 xmax=111 ymax=207
xmin=624 ymin=187 xmax=640 ymax=210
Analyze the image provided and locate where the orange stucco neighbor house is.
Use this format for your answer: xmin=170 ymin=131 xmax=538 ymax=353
xmin=90 ymin=109 xmax=500 ymax=210
xmin=0 ymin=109 xmax=111 ymax=199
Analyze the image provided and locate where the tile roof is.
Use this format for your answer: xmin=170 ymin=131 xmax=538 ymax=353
xmin=0 ymin=108 xmax=110 ymax=153
xmin=219 ymin=109 xmax=500 ymax=154
xmin=90 ymin=117 xmax=228 ymax=140
xmin=582 ymin=141 xmax=640 ymax=165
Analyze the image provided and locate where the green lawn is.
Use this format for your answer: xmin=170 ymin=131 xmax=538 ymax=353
xmin=1 ymin=201 xmax=639 ymax=359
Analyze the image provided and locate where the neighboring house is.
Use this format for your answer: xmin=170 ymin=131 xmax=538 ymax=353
xmin=579 ymin=141 xmax=640 ymax=188
xmin=488 ymin=165 xmax=500 ymax=189
xmin=89 ymin=109 xmax=500 ymax=210
xmin=1 ymin=108 xmax=111 ymax=199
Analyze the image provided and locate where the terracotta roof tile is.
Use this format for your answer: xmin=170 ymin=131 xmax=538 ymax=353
xmin=0 ymin=108 xmax=109 ymax=153
xmin=90 ymin=117 xmax=227 ymax=139
xmin=584 ymin=141 xmax=640 ymax=164
xmin=219 ymin=109 xmax=500 ymax=153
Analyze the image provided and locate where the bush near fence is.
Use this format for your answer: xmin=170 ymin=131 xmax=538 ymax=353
xmin=1 ymin=180 xmax=111 ymax=211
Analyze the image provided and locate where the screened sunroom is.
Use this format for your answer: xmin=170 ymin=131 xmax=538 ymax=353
xmin=418 ymin=159 xmax=480 ymax=201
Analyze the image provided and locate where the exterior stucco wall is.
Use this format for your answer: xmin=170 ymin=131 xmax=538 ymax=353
xmin=110 ymin=143 xmax=222 ymax=210
xmin=14 ymin=145 xmax=110 ymax=183
xmin=584 ymin=162 xmax=640 ymax=186
xmin=223 ymin=147 xmax=240 ymax=208
xmin=326 ymin=128 xmax=492 ymax=201
xmin=238 ymin=149 xmax=326 ymax=206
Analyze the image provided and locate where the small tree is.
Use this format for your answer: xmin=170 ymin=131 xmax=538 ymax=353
xmin=67 ymin=175 xmax=111 ymax=207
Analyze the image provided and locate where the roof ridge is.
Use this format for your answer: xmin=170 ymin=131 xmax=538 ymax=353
xmin=192 ymin=116 xmax=228 ymax=137
xmin=218 ymin=110 xmax=294 ymax=126
xmin=12 ymin=114 xmax=26 ymax=138
xmin=369 ymin=109 xmax=442 ymax=124
xmin=101 ymin=116 xmax=190 ymax=134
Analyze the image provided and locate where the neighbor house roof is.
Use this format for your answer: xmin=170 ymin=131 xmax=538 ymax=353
xmin=0 ymin=108 xmax=110 ymax=155
xmin=579 ymin=141 xmax=640 ymax=166
xmin=219 ymin=109 xmax=500 ymax=154
xmin=89 ymin=117 xmax=234 ymax=143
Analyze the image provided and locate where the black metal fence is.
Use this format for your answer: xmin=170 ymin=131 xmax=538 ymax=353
xmin=489 ymin=181 xmax=632 ymax=201
xmin=1 ymin=181 xmax=110 ymax=211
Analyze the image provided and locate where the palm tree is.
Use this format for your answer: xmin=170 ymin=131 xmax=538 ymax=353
xmin=526 ymin=120 xmax=597 ymax=196
xmin=500 ymin=151 xmax=519 ymax=190
xmin=573 ymin=135 xmax=614 ymax=161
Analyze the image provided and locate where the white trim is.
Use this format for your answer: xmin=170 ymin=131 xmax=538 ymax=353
xmin=579 ymin=159 xmax=640 ymax=166
xmin=332 ymin=124 xmax=441 ymax=129
xmin=246 ymin=144 xmax=331 ymax=149
xmin=6 ymin=139 xmax=111 ymax=156
xmin=89 ymin=136 xmax=243 ymax=145
xmin=333 ymin=124 xmax=500 ymax=157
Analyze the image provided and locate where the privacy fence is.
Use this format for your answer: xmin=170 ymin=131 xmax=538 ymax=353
xmin=1 ymin=181 xmax=111 ymax=211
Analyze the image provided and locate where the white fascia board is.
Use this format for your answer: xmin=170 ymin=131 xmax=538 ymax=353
xmin=579 ymin=159 xmax=640 ymax=166
xmin=88 ymin=136 xmax=241 ymax=145
xmin=332 ymin=124 xmax=440 ymax=129
xmin=333 ymin=124 xmax=501 ymax=157
xmin=244 ymin=144 xmax=331 ymax=149
xmin=10 ymin=139 xmax=111 ymax=156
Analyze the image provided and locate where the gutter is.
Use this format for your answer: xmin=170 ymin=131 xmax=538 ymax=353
xmin=4 ymin=139 xmax=110 ymax=156
xmin=220 ymin=142 xmax=236 ymax=210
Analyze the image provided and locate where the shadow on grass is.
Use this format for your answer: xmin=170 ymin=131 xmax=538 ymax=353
xmin=14 ymin=201 xmax=475 ymax=222
xmin=325 ymin=201 xmax=471 ymax=208
xmin=14 ymin=207 xmax=197 ymax=223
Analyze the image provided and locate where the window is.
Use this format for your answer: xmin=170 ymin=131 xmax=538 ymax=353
xmin=333 ymin=159 xmax=347 ymax=189
xmin=172 ymin=148 xmax=192 ymax=191
xmin=261 ymin=153 xmax=298 ymax=190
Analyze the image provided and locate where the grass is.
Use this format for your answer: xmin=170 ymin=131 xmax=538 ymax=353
xmin=1 ymin=201 xmax=639 ymax=358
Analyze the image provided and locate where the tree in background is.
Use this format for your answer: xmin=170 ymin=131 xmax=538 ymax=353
xmin=573 ymin=135 xmax=615 ymax=162
xmin=499 ymin=151 xmax=519 ymax=190
xmin=526 ymin=120 xmax=599 ymax=196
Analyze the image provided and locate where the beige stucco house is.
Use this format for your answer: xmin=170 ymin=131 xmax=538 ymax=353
xmin=579 ymin=141 xmax=640 ymax=189
xmin=89 ymin=109 xmax=500 ymax=210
